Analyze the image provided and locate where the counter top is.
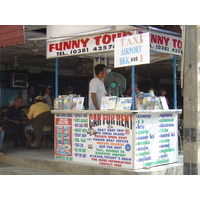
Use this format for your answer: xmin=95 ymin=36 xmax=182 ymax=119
xmin=51 ymin=109 xmax=182 ymax=115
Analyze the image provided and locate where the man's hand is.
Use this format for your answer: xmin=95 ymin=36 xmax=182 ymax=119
xmin=13 ymin=120 xmax=20 ymax=125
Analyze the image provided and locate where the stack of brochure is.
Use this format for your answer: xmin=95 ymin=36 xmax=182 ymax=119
xmin=100 ymin=96 xmax=169 ymax=111
xmin=54 ymin=95 xmax=84 ymax=110
xmin=101 ymin=96 xmax=132 ymax=110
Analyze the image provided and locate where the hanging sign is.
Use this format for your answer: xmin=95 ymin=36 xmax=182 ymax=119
xmin=114 ymin=32 xmax=150 ymax=68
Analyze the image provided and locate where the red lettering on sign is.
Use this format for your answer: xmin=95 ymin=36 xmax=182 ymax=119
xmin=55 ymin=43 xmax=62 ymax=51
xmin=94 ymin=36 xmax=102 ymax=45
xmin=63 ymin=41 xmax=71 ymax=50
xmin=151 ymin=34 xmax=170 ymax=46
xmin=172 ymin=39 xmax=182 ymax=49
xmin=102 ymin=35 xmax=111 ymax=44
xmin=151 ymin=34 xmax=157 ymax=44
xmin=94 ymin=32 xmax=133 ymax=45
xmin=48 ymin=32 xmax=134 ymax=52
xmin=81 ymin=38 xmax=90 ymax=47
xmin=116 ymin=115 xmax=121 ymax=121
xmin=163 ymin=37 xmax=170 ymax=46
xmin=103 ymin=114 xmax=107 ymax=121
xmin=157 ymin=35 xmax=164 ymax=45
xmin=110 ymin=114 xmax=115 ymax=121
xmin=49 ymin=44 xmax=54 ymax=52
xmin=97 ymin=114 xmax=101 ymax=121
xmin=72 ymin=40 xmax=80 ymax=48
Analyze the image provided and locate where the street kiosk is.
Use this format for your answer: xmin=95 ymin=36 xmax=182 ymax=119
xmin=48 ymin=26 xmax=182 ymax=170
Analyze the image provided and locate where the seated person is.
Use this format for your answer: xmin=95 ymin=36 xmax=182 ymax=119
xmin=0 ymin=127 xmax=6 ymax=155
xmin=24 ymin=95 xmax=51 ymax=148
xmin=43 ymin=87 xmax=53 ymax=109
xmin=4 ymin=97 xmax=26 ymax=147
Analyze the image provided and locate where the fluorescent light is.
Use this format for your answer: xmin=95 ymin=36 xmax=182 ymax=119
xmin=73 ymin=26 xmax=116 ymax=36
xmin=27 ymin=26 xmax=116 ymax=42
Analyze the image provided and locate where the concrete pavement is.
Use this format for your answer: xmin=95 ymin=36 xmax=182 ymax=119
xmin=0 ymin=145 xmax=183 ymax=175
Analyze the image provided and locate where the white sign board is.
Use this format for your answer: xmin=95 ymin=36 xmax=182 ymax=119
xmin=114 ymin=33 xmax=150 ymax=67
xmin=46 ymin=32 xmax=134 ymax=59
xmin=134 ymin=112 xmax=178 ymax=169
xmin=54 ymin=111 xmax=179 ymax=170
xmin=55 ymin=113 xmax=133 ymax=169
xmin=46 ymin=28 xmax=182 ymax=59
xmin=137 ymin=30 xmax=182 ymax=55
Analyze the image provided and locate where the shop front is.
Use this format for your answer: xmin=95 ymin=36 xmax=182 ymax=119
xmin=47 ymin=25 xmax=182 ymax=170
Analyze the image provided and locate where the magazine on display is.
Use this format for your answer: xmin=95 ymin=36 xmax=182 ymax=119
xmin=72 ymin=98 xmax=78 ymax=110
xmin=62 ymin=96 xmax=73 ymax=110
xmin=159 ymin=96 xmax=169 ymax=110
xmin=101 ymin=96 xmax=117 ymax=110
xmin=115 ymin=97 xmax=132 ymax=110
xmin=76 ymin=97 xmax=85 ymax=110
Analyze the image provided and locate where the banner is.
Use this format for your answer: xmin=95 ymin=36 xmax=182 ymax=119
xmin=138 ymin=30 xmax=182 ymax=55
xmin=46 ymin=32 xmax=133 ymax=59
xmin=46 ymin=29 xmax=182 ymax=59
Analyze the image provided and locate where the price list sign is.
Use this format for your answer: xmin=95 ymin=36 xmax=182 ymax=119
xmin=84 ymin=114 xmax=133 ymax=168
xmin=55 ymin=115 xmax=73 ymax=161
xmin=134 ymin=112 xmax=178 ymax=169
xmin=54 ymin=113 xmax=134 ymax=169
xmin=72 ymin=113 xmax=89 ymax=160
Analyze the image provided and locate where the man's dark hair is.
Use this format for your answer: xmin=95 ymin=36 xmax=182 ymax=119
xmin=95 ymin=64 xmax=107 ymax=75
xmin=14 ymin=97 xmax=22 ymax=102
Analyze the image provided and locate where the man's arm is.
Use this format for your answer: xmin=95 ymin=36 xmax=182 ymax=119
xmin=91 ymin=93 xmax=100 ymax=110
xmin=4 ymin=116 xmax=20 ymax=125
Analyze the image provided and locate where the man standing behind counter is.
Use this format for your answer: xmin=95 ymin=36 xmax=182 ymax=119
xmin=89 ymin=64 xmax=108 ymax=110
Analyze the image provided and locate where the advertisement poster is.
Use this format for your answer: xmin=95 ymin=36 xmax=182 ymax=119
xmin=55 ymin=115 xmax=73 ymax=161
xmin=54 ymin=112 xmax=178 ymax=170
xmin=134 ymin=112 xmax=178 ymax=169
xmin=55 ymin=113 xmax=133 ymax=169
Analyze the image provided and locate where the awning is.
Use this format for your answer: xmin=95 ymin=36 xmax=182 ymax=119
xmin=0 ymin=25 xmax=24 ymax=47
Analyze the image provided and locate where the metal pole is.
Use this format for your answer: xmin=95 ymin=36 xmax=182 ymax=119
xmin=173 ymin=55 xmax=177 ymax=109
xmin=55 ymin=58 xmax=59 ymax=98
xmin=131 ymin=65 xmax=135 ymax=110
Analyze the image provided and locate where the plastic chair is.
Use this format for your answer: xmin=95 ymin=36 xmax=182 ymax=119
xmin=27 ymin=111 xmax=54 ymax=151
